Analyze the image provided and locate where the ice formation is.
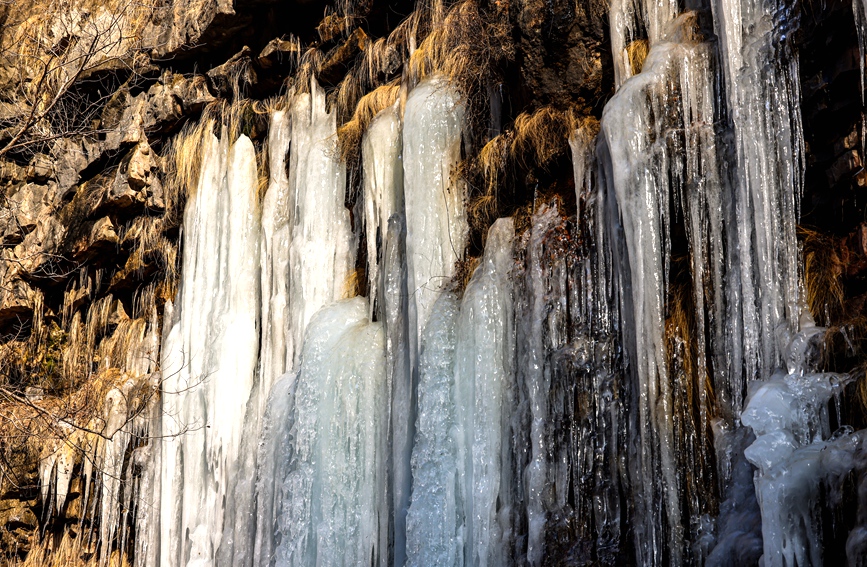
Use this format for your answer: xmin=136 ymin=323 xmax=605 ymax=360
xmin=402 ymin=75 xmax=468 ymax=365
xmin=263 ymin=297 xmax=388 ymax=567
xmin=405 ymin=218 xmax=514 ymax=567
xmin=158 ymin=130 xmax=262 ymax=567
xmin=286 ymin=78 xmax=354 ymax=367
xmin=56 ymin=2 xmax=862 ymax=564
xmin=363 ymin=102 xmax=404 ymax=317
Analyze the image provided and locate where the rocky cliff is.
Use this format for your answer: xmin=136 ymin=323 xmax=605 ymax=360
xmin=0 ymin=0 xmax=865 ymax=564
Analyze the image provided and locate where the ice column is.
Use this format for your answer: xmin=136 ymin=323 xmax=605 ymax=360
xmin=405 ymin=219 xmax=515 ymax=567
xmin=158 ymin=131 xmax=261 ymax=567
xmin=267 ymin=298 xmax=389 ymax=567
xmin=403 ymin=75 xmax=468 ymax=363
xmin=363 ymin=103 xmax=404 ymax=317
xmin=287 ymin=79 xmax=354 ymax=367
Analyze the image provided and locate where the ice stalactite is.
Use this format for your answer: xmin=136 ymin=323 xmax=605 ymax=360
xmin=599 ymin=15 xmax=723 ymax=566
xmin=712 ymin=0 xmax=805 ymax=403
xmin=357 ymin=99 xmax=410 ymax=563
xmin=383 ymin=214 xmax=413 ymax=567
xmin=402 ymin=74 xmax=468 ymax=369
xmin=363 ymin=102 xmax=404 ymax=318
xmin=741 ymin=320 xmax=862 ymax=567
xmin=405 ymin=218 xmax=514 ymax=567
xmin=158 ymin=130 xmax=261 ymax=567
xmin=261 ymin=298 xmax=389 ymax=567
xmin=287 ymin=78 xmax=354 ymax=368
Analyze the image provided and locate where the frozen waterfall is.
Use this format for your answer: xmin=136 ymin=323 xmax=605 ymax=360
xmin=116 ymin=3 xmax=867 ymax=565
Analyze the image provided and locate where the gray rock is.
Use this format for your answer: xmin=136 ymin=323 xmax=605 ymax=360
xmin=1 ymin=182 xmax=52 ymax=245
xmin=207 ymin=47 xmax=257 ymax=97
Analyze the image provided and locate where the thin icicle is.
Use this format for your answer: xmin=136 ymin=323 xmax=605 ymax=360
xmin=363 ymin=103 xmax=404 ymax=319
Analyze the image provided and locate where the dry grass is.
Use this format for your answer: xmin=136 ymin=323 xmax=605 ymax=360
xmin=801 ymin=227 xmax=846 ymax=327
xmin=342 ymin=267 xmax=363 ymax=299
xmin=511 ymin=106 xmax=585 ymax=170
xmin=405 ymin=0 xmax=512 ymax=95
xmin=284 ymin=47 xmax=327 ymax=97
xmin=10 ymin=528 xmax=132 ymax=566
xmin=448 ymin=254 xmax=481 ymax=295
xmin=625 ymin=39 xmax=649 ymax=77
xmin=336 ymin=83 xmax=400 ymax=164
xmin=464 ymin=131 xmax=513 ymax=232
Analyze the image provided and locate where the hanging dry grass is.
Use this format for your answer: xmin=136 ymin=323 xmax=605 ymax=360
xmin=801 ymin=227 xmax=846 ymax=327
xmin=626 ymin=39 xmax=649 ymax=76
xmin=336 ymin=83 xmax=401 ymax=165
xmin=511 ymin=105 xmax=587 ymax=171
xmin=405 ymin=0 xmax=511 ymax=93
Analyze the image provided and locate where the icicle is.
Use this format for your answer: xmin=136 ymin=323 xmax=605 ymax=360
xmin=383 ymin=214 xmax=413 ymax=567
xmin=259 ymin=109 xmax=293 ymax=408
xmin=855 ymin=0 xmax=867 ymax=163
xmin=712 ymin=0 xmax=805 ymax=396
xmin=599 ymin=15 xmax=723 ymax=564
xmin=515 ymin=204 xmax=562 ymax=567
xmin=405 ymin=292 xmax=462 ymax=567
xmin=270 ymin=297 xmax=388 ymax=566
xmin=216 ymin=108 xmax=293 ymax=567
xmin=286 ymin=79 xmax=354 ymax=368
xmin=363 ymin=102 xmax=404 ymax=318
xmin=402 ymin=74 xmax=468 ymax=368
xmin=99 ymin=383 xmax=132 ymax=563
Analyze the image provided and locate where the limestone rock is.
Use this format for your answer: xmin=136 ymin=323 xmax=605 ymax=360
xmin=0 ymin=499 xmax=37 ymax=557
xmin=53 ymin=136 xmax=103 ymax=198
xmin=104 ymin=142 xmax=161 ymax=212
xmin=0 ymin=161 xmax=26 ymax=184
xmin=164 ymin=73 xmax=216 ymax=113
xmin=71 ymin=216 xmax=118 ymax=262
xmin=25 ymin=154 xmax=53 ymax=183
xmin=1 ymin=183 xmax=52 ymax=245
xmin=12 ymin=216 xmax=66 ymax=277
xmin=143 ymin=0 xmax=246 ymax=59
xmin=0 ymin=257 xmax=37 ymax=326
xmin=318 ymin=28 xmax=369 ymax=86
xmin=207 ymin=46 xmax=258 ymax=97
xmin=258 ymin=38 xmax=302 ymax=69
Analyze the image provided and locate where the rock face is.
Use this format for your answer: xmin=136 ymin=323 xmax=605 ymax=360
xmin=0 ymin=0 xmax=863 ymax=563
